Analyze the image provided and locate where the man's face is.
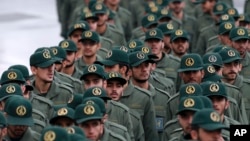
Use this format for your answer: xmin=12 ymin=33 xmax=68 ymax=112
xmin=106 ymin=80 xmax=123 ymax=101
xmin=63 ymin=51 xmax=76 ymax=68
xmin=81 ymin=40 xmax=100 ymax=57
xmin=131 ymin=62 xmax=151 ymax=83
xmin=218 ymin=34 xmax=232 ymax=46
xmin=53 ymin=117 xmax=75 ymax=127
xmin=55 ymin=63 xmax=63 ymax=72
xmin=201 ymin=0 xmax=216 ymax=13
xmin=178 ymin=110 xmax=195 ymax=134
xmin=171 ymin=38 xmax=189 ymax=56
xmin=146 ymin=39 xmax=164 ymax=57
xmin=83 ymin=74 xmax=105 ymax=90
xmin=7 ymin=125 xmax=28 ymax=139
xmin=232 ymin=39 xmax=249 ymax=57
xmin=96 ymin=13 xmax=108 ymax=26
xmin=209 ymin=96 xmax=228 ymax=115
xmin=69 ymin=29 xmax=84 ymax=50
xmin=86 ymin=19 xmax=98 ymax=31
xmin=163 ymin=35 xmax=172 ymax=50
xmin=79 ymin=120 xmax=104 ymax=141
xmin=31 ymin=64 xmax=55 ymax=83
xmin=180 ymin=70 xmax=204 ymax=84
xmin=222 ymin=61 xmax=241 ymax=81
xmin=193 ymin=128 xmax=223 ymax=141
xmin=169 ymin=1 xmax=184 ymax=14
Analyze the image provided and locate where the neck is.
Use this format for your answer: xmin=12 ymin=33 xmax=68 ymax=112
xmin=221 ymin=78 xmax=235 ymax=85
xmin=173 ymin=11 xmax=183 ymax=20
xmin=131 ymin=78 xmax=149 ymax=90
xmin=96 ymin=23 xmax=107 ymax=35
xmin=106 ymin=4 xmax=118 ymax=11
xmin=62 ymin=66 xmax=75 ymax=76
xmin=155 ymin=52 xmax=163 ymax=61
xmin=82 ymin=55 xmax=97 ymax=65
xmin=34 ymin=78 xmax=51 ymax=93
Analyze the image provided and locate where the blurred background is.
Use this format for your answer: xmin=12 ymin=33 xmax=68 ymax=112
xmin=0 ymin=0 xmax=245 ymax=75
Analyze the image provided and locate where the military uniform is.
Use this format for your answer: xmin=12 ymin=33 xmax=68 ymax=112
xmin=245 ymin=0 xmax=250 ymax=15
xmin=40 ymin=126 xmax=72 ymax=141
xmin=4 ymin=96 xmax=41 ymax=141
xmin=239 ymin=51 xmax=250 ymax=79
xmin=164 ymin=118 xmax=182 ymax=141
xmin=121 ymin=82 xmax=159 ymax=141
xmin=105 ymin=121 xmax=131 ymax=141
xmin=129 ymin=110 xmax=145 ymax=141
xmin=32 ymin=80 xmax=73 ymax=105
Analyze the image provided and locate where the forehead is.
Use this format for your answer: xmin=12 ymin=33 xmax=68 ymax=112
xmin=83 ymin=74 xmax=103 ymax=81
xmin=107 ymin=79 xmax=122 ymax=84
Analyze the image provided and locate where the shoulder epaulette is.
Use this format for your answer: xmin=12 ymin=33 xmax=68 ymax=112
xmin=109 ymin=129 xmax=127 ymax=141
xmin=57 ymin=82 xmax=74 ymax=94
xmin=243 ymin=78 xmax=250 ymax=84
xmin=155 ymin=87 xmax=171 ymax=98
xmin=32 ymin=109 xmax=46 ymax=120
xmin=167 ymin=93 xmax=179 ymax=103
xmin=224 ymin=116 xmax=241 ymax=125
xmin=109 ymin=100 xmax=130 ymax=111
xmin=31 ymin=94 xmax=54 ymax=107
xmin=58 ymin=72 xmax=82 ymax=83
xmin=101 ymin=36 xmax=115 ymax=44
xmin=107 ymin=121 xmax=128 ymax=131
xmin=134 ymin=85 xmax=152 ymax=97
xmin=119 ymin=7 xmax=131 ymax=15
xmin=164 ymin=118 xmax=178 ymax=128
xmin=224 ymin=83 xmax=240 ymax=90
xmin=108 ymin=25 xmax=124 ymax=36
xmin=200 ymin=24 xmax=213 ymax=33
xmin=168 ymin=54 xmax=181 ymax=62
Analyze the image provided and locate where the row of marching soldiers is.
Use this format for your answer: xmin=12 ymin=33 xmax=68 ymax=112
xmin=1 ymin=1 xmax=250 ymax=141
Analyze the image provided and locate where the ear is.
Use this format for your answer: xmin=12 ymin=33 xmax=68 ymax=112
xmin=102 ymin=80 xmax=107 ymax=89
xmin=200 ymin=70 xmax=205 ymax=79
xmin=30 ymin=66 xmax=37 ymax=75
xmin=239 ymin=63 xmax=242 ymax=71
xmin=190 ymin=129 xmax=198 ymax=140
xmin=225 ymin=99 xmax=230 ymax=109
xmin=97 ymin=43 xmax=101 ymax=50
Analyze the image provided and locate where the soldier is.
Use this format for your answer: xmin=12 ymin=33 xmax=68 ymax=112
xmin=225 ymin=7 xmax=240 ymax=26
xmin=104 ymin=0 xmax=133 ymax=41
xmin=229 ymin=27 xmax=250 ymax=79
xmin=131 ymin=13 xmax=158 ymax=41
xmin=157 ymin=22 xmax=176 ymax=54
xmin=166 ymin=53 xmax=204 ymax=121
xmin=75 ymin=30 xmax=104 ymax=71
xmin=67 ymin=21 xmax=90 ymax=59
xmin=95 ymin=49 xmax=159 ymax=141
xmin=58 ymin=39 xmax=83 ymax=79
xmin=170 ymin=29 xmax=190 ymax=58
xmin=82 ymin=96 xmax=132 ymax=141
xmin=133 ymin=46 xmax=176 ymax=96
xmin=29 ymin=48 xmax=73 ymax=105
xmin=168 ymin=0 xmax=197 ymax=49
xmin=91 ymin=2 xmax=126 ymax=46
xmin=65 ymin=126 xmax=87 ymax=141
xmin=3 ymin=96 xmax=40 ymax=141
xmin=144 ymin=28 xmax=181 ymax=91
xmin=164 ymin=82 xmax=203 ymax=139
xmin=128 ymin=51 xmax=171 ymax=141
xmin=238 ymin=14 xmax=250 ymax=28
xmin=245 ymin=0 xmax=250 ymax=16
xmin=40 ymin=126 xmax=70 ymax=141
xmin=168 ymin=96 xmax=205 ymax=141
xmin=219 ymin=47 xmax=250 ymax=122
xmin=75 ymin=103 xmax=126 ymax=141
xmin=49 ymin=106 xmax=75 ymax=127
xmin=206 ymin=21 xmax=235 ymax=53
xmin=201 ymin=81 xmax=240 ymax=140
xmin=190 ymin=108 xmax=228 ymax=141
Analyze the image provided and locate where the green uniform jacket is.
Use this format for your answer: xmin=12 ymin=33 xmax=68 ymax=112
xmin=222 ymin=116 xmax=241 ymax=141
xmin=131 ymin=27 xmax=145 ymax=40
xmin=32 ymin=81 xmax=73 ymax=105
xmin=129 ymin=0 xmax=145 ymax=28
xmin=164 ymin=118 xmax=182 ymax=141
xmin=115 ymin=6 xmax=133 ymax=41
xmin=129 ymin=110 xmax=145 ymax=141
xmin=239 ymin=52 xmax=250 ymax=79
xmin=166 ymin=93 xmax=179 ymax=121
xmin=54 ymin=71 xmax=83 ymax=93
xmin=100 ymin=36 xmax=114 ymax=51
xmin=5 ymin=128 xmax=40 ymax=141
xmin=148 ymin=84 xmax=171 ymax=141
xmin=100 ymin=127 xmax=127 ymax=141
xmin=100 ymin=24 xmax=126 ymax=46
xmin=245 ymin=0 xmax=250 ymax=14
xmin=149 ymin=72 xmax=176 ymax=96
xmin=120 ymin=82 xmax=159 ymax=141
xmin=195 ymin=24 xmax=218 ymax=56
xmin=70 ymin=66 xmax=83 ymax=80
xmin=105 ymin=121 xmax=131 ymax=141
xmin=107 ymin=100 xmax=134 ymax=141
xmin=155 ymin=53 xmax=181 ymax=91
xmin=232 ymin=74 xmax=250 ymax=122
